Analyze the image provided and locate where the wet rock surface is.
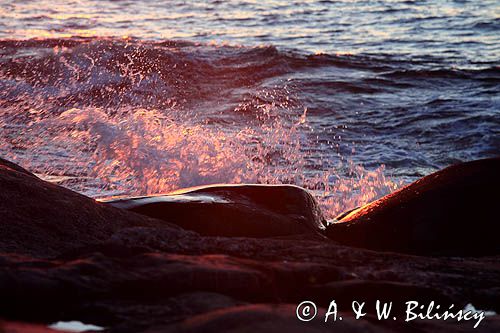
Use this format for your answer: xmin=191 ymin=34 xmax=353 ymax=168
xmin=1 ymin=158 xmax=499 ymax=332
xmin=104 ymin=184 xmax=327 ymax=238
xmin=325 ymin=158 xmax=500 ymax=256
xmin=0 ymin=158 xmax=184 ymax=259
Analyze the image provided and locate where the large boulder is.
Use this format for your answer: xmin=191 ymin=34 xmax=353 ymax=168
xmin=325 ymin=158 xmax=500 ymax=256
xmin=104 ymin=184 xmax=327 ymax=238
xmin=0 ymin=157 xmax=183 ymax=259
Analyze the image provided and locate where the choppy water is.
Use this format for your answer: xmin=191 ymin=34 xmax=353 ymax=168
xmin=1 ymin=0 xmax=499 ymax=217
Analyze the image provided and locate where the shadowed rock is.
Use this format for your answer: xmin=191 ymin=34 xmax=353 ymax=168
xmin=325 ymin=158 xmax=500 ymax=256
xmin=147 ymin=304 xmax=500 ymax=333
xmin=0 ymin=158 xmax=184 ymax=258
xmin=0 ymin=320 xmax=62 ymax=333
xmin=0 ymin=157 xmax=35 ymax=177
xmin=147 ymin=304 xmax=386 ymax=333
xmin=103 ymin=184 xmax=327 ymax=238
xmin=1 ymin=157 xmax=500 ymax=332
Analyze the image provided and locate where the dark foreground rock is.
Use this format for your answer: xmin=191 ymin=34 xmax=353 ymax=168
xmin=104 ymin=184 xmax=327 ymax=238
xmin=325 ymin=158 xmax=500 ymax=256
xmin=0 ymin=157 xmax=499 ymax=332
xmin=0 ymin=158 xmax=185 ymax=259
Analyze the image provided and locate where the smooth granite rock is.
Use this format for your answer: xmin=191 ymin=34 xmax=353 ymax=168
xmin=0 ymin=158 xmax=184 ymax=258
xmin=104 ymin=184 xmax=327 ymax=238
xmin=0 ymin=158 xmax=499 ymax=332
xmin=325 ymin=158 xmax=500 ymax=256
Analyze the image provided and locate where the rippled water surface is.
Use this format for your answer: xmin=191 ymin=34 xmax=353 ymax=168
xmin=1 ymin=0 xmax=499 ymax=217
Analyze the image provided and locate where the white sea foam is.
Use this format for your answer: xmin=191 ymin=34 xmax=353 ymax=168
xmin=0 ymin=104 xmax=399 ymax=218
xmin=48 ymin=321 xmax=104 ymax=332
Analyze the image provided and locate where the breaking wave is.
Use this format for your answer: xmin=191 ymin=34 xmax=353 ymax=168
xmin=3 ymin=37 xmax=497 ymax=218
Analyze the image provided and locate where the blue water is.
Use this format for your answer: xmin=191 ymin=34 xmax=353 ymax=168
xmin=0 ymin=0 xmax=498 ymax=216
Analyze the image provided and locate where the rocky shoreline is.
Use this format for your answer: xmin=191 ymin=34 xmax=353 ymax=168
xmin=0 ymin=157 xmax=499 ymax=332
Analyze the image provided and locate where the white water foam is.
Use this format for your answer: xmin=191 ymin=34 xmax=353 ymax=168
xmin=1 ymin=104 xmax=399 ymax=218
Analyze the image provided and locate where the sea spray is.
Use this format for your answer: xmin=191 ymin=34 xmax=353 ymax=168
xmin=0 ymin=38 xmax=402 ymax=218
xmin=0 ymin=103 xmax=398 ymax=218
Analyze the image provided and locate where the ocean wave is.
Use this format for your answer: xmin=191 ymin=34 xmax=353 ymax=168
xmin=1 ymin=37 xmax=497 ymax=110
xmin=1 ymin=37 xmax=497 ymax=217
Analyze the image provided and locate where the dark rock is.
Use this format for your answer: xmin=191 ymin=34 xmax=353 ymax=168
xmin=0 ymin=158 xmax=184 ymax=259
xmin=104 ymin=184 xmax=327 ymax=238
xmin=325 ymin=158 xmax=500 ymax=256
xmin=1 ymin=158 xmax=500 ymax=332
xmin=0 ymin=157 xmax=36 ymax=177
xmin=146 ymin=304 xmax=500 ymax=333
xmin=146 ymin=304 xmax=389 ymax=333
xmin=0 ymin=320 xmax=60 ymax=333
